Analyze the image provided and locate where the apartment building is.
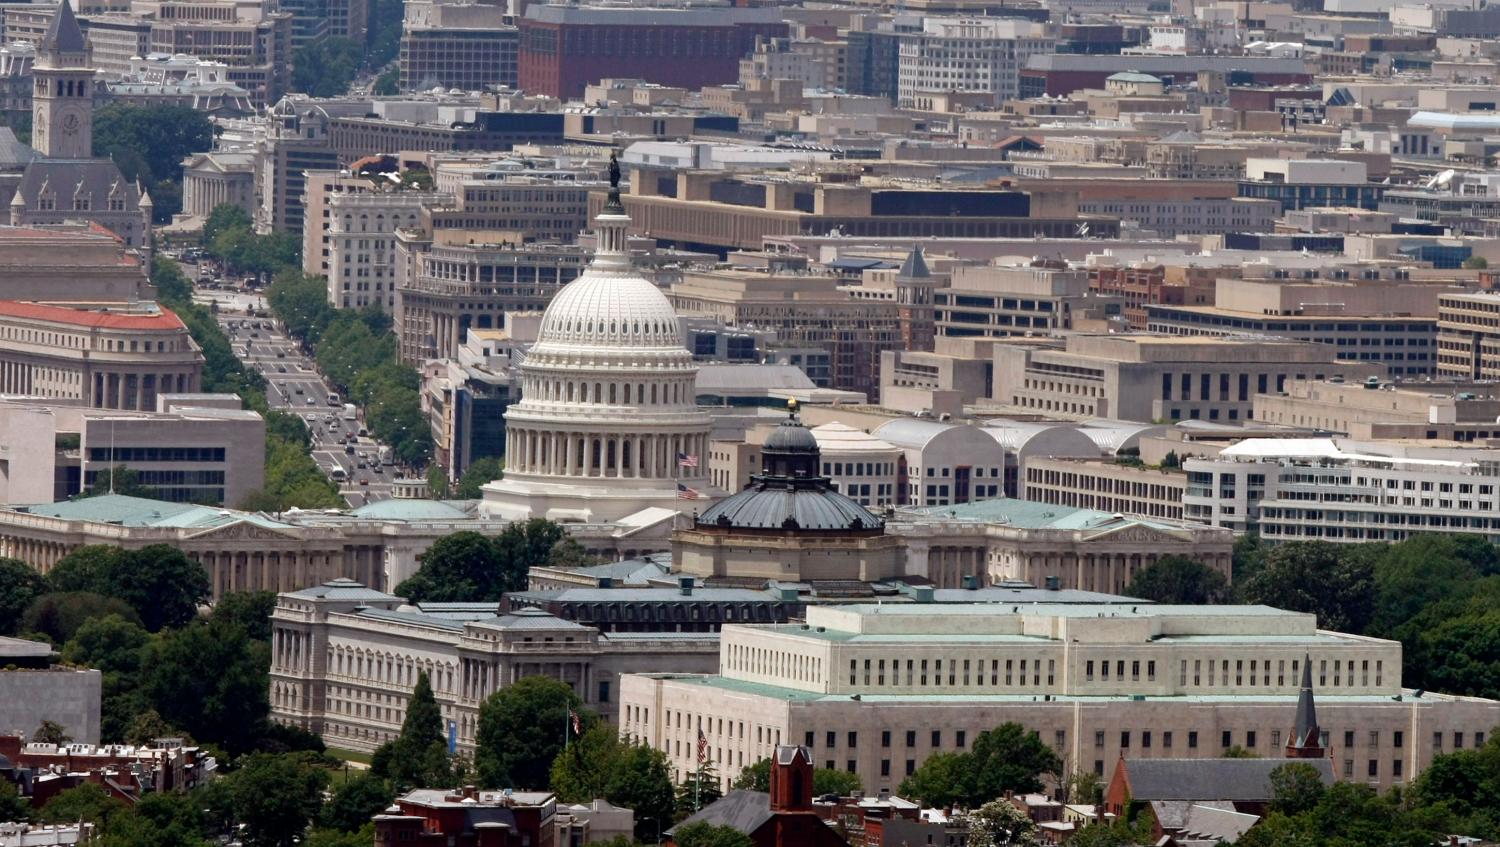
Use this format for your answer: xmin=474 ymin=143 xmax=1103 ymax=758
xmin=739 ymin=35 xmax=847 ymax=92
xmin=620 ymin=602 xmax=1497 ymax=791
xmin=991 ymin=334 xmax=1386 ymax=423
xmin=421 ymin=163 xmax=604 ymax=245
xmin=1147 ymin=273 xmax=1450 ymax=377
xmin=669 ymin=266 xmax=902 ymax=400
xmin=897 ymin=17 xmax=1053 ymax=110
xmin=399 ymin=1 xmax=517 ymax=92
xmin=1183 ymin=438 xmax=1500 ymax=541
xmin=268 ymin=579 xmax=719 ymax=754
xmin=933 ymin=263 xmax=1122 ymax=340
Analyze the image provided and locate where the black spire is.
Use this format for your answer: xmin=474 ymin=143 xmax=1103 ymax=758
xmin=42 ymin=0 xmax=86 ymax=56
xmin=1286 ymin=654 xmax=1325 ymax=758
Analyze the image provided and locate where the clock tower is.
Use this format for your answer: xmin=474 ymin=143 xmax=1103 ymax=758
xmin=32 ymin=0 xmax=93 ymax=160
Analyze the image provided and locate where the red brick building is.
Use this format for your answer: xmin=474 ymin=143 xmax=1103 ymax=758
xmin=666 ymin=746 xmax=847 ymax=847
xmin=518 ymin=4 xmax=786 ymax=99
xmin=374 ymin=787 xmax=557 ymax=847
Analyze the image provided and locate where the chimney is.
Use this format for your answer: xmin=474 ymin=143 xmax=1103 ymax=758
xmin=679 ymin=576 xmax=694 ymax=596
xmin=463 ymin=784 xmax=478 ymax=800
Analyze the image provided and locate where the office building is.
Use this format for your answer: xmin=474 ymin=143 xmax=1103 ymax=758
xmin=621 ymin=602 xmax=1499 ymax=791
xmin=1147 ymin=273 xmax=1448 ymax=377
xmin=933 ymin=263 xmax=1123 ymax=340
xmin=1255 ymin=377 xmax=1500 ymax=442
xmin=991 ymin=334 xmax=1386 ymax=423
xmin=897 ymin=18 xmax=1052 ymax=110
xmin=1183 ymin=438 xmax=1500 ymax=540
xmin=670 ymin=267 xmax=902 ymax=400
xmin=517 ymin=1 xmax=787 ymax=99
xmin=399 ymin=2 xmax=517 ymax=92
xmin=1437 ymin=290 xmax=1500 ymax=381
xmin=267 ymin=579 xmax=719 ymax=753
xmin=1023 ymin=457 xmax=1188 ymax=521
xmin=421 ymin=329 xmax=518 ymax=480
xmin=321 ymin=188 xmax=443 ymax=311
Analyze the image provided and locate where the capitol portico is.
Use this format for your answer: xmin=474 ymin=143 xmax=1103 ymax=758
xmin=481 ymin=159 xmax=713 ymax=523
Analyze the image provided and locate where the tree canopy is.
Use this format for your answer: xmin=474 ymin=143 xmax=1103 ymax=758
xmin=396 ymin=522 xmax=568 ymax=603
xmin=1237 ymin=540 xmax=1376 ymax=633
xmin=1122 ymin=555 xmax=1229 ymax=604
xmin=46 ymin=544 xmax=209 ymax=632
xmin=92 ymin=103 xmax=213 ymax=222
xmin=475 ymin=675 xmax=583 ymax=790
xmin=0 ymin=557 xmax=46 ymax=636
xmin=671 ymin=822 xmax=754 ymax=847
xmin=897 ymin=724 xmax=1061 ymax=809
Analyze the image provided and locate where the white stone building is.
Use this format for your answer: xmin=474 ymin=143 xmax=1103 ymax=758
xmin=897 ymin=18 xmax=1053 ymax=110
xmin=480 ymin=178 xmax=713 ymax=523
xmin=810 ymin=422 xmax=901 ymax=509
xmin=621 ymin=603 xmax=1500 ymax=790
xmin=268 ymin=579 xmax=718 ymax=754
xmin=1183 ymin=437 xmax=1500 ymax=541
xmin=322 ymin=189 xmax=442 ymax=311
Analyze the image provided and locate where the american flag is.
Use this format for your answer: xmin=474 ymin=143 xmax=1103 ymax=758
xmin=569 ymin=708 xmax=581 ymax=736
xmin=696 ymin=728 xmax=708 ymax=765
xmin=677 ymin=482 xmax=701 ymax=500
xmin=677 ymin=452 xmax=699 ymax=468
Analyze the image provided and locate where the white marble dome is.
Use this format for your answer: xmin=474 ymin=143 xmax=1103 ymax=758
xmin=533 ymin=270 xmax=684 ymax=351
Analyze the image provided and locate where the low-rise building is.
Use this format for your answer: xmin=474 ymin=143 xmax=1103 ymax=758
xmin=1024 ymin=456 xmax=1188 ymax=521
xmin=374 ymin=787 xmax=556 ymax=847
xmin=1255 ymin=377 xmax=1500 ymax=441
xmin=1183 ymin=437 xmax=1500 ymax=541
xmin=0 ymin=637 xmax=100 ymax=745
xmin=933 ymin=263 xmax=1123 ymax=341
xmin=621 ymin=602 xmax=1500 ymax=793
xmin=268 ymin=580 xmax=720 ymax=754
xmin=991 ymin=334 xmax=1386 ymax=423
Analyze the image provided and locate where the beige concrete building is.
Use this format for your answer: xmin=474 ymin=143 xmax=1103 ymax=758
xmin=992 ymin=334 xmax=1386 ymax=424
xmin=1436 ymin=289 xmax=1500 ymax=381
xmin=670 ymin=267 xmax=902 ymax=400
xmin=0 ymin=300 xmax=202 ymax=410
xmin=622 ymin=603 xmax=1500 ymax=790
xmin=933 ymin=263 xmax=1123 ymax=340
xmin=302 ymin=171 xmax=445 ymax=310
xmin=1023 ymin=456 xmax=1188 ymax=521
xmin=888 ymin=498 xmax=1232 ymax=593
xmin=1255 ymin=377 xmax=1500 ymax=442
xmin=616 ymin=169 xmax=1113 ymax=254
xmin=269 ymin=579 xmax=719 ymax=754
xmin=1147 ymin=274 xmax=1454 ymax=377
xmin=897 ymin=18 xmax=1052 ymax=110
xmin=399 ymin=2 xmax=517 ymax=92
xmin=0 ymin=224 xmax=151 ymax=302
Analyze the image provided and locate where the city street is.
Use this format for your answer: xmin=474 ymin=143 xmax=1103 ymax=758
xmin=191 ymin=270 xmax=397 ymax=508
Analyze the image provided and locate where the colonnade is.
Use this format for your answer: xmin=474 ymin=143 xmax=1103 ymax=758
xmin=91 ymin=371 xmax=193 ymax=409
xmin=509 ymin=427 xmax=708 ymax=480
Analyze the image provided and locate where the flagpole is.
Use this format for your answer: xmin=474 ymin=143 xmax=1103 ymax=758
xmin=563 ymin=707 xmax=569 ymax=750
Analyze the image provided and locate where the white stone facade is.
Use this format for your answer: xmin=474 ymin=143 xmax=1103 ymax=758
xmin=897 ymin=18 xmax=1053 ymax=110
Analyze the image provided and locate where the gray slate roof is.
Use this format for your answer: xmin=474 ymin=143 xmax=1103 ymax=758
xmin=16 ymin=160 xmax=140 ymax=208
xmin=667 ymin=790 xmax=773 ymax=838
xmin=0 ymin=128 xmax=37 ymax=170
xmin=1123 ymin=758 xmax=1335 ymax=803
xmin=43 ymin=0 xmax=86 ymax=54
xmin=698 ymin=485 xmax=882 ymax=532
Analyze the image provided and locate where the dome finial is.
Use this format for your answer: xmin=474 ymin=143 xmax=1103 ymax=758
xmin=603 ymin=150 xmax=625 ymax=215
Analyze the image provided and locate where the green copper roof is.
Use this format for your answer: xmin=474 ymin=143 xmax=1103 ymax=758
xmin=17 ymin=494 xmax=292 ymax=530
xmin=909 ymin=498 xmax=1187 ymax=532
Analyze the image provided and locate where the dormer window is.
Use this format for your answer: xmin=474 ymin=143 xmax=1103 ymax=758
xmin=73 ymin=196 xmax=89 ymax=211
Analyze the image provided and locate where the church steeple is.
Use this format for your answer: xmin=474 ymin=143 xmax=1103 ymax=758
xmin=32 ymin=0 xmax=94 ymax=160
xmin=1286 ymin=655 xmax=1325 ymax=759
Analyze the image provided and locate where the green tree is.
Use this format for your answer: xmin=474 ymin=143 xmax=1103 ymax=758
xmin=0 ymin=557 xmax=46 ymax=636
xmin=1223 ymin=745 xmax=1259 ymax=759
xmin=202 ymin=204 xmax=253 ymax=247
xmin=1269 ymin=763 xmax=1327 ymax=816
xmin=676 ymin=765 xmax=724 ymax=818
xmin=1231 ymin=533 xmax=1266 ymax=588
xmin=670 ymin=822 xmax=753 ymax=847
xmin=107 ymin=544 xmax=211 ymax=632
xmin=290 ymin=38 xmax=364 ymax=97
xmin=125 ymin=709 xmax=188 ymax=746
xmin=426 ymin=465 xmax=450 ymax=499
xmin=966 ymin=723 xmax=1062 ymax=804
xmin=474 ymin=676 xmax=582 ymax=789
xmin=386 ymin=671 xmax=452 ymax=788
xmin=898 ymin=751 xmax=972 ymax=808
xmin=813 ymin=768 xmax=862 ymax=797
xmin=32 ymin=719 xmax=70 ymax=745
xmin=605 ymin=745 xmax=676 ymax=843
xmin=1239 ymin=541 xmax=1376 ymax=633
xmin=551 ymin=722 xmax=623 ymax=803
xmin=80 ymin=465 xmax=159 ymax=499
xmin=305 ymin=824 xmax=376 ymax=847
xmin=397 ymin=522 xmax=567 ymax=603
xmin=373 ymin=66 xmax=400 ymax=95
xmin=455 ymin=457 xmax=505 ymax=499
xmin=22 ymin=591 xmax=140 ymax=643
xmin=731 ymin=758 xmax=770 ymax=791
xmin=91 ymin=103 xmax=213 ymax=222
xmin=227 ymin=753 xmax=330 ymax=847
xmin=1123 ymin=555 xmax=1229 ymax=604
xmin=0 ymin=781 xmax=32 ymax=823
xmin=46 ymin=545 xmax=119 ymax=593
xmin=38 ymin=783 xmax=129 ymax=827
xmin=62 ymin=614 xmax=151 ymax=742
xmin=210 ymin=591 xmax=277 ymax=642
xmin=1465 ymin=256 xmax=1489 ymax=270
xmin=140 ymin=619 xmax=269 ymax=753
xmin=965 ymin=799 xmax=1040 ymax=847
xmin=1065 ymin=770 xmax=1104 ymax=805
xmin=320 ymin=776 xmax=395 ymax=833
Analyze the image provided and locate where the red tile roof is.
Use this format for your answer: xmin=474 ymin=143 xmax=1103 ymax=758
xmin=0 ymin=300 xmax=187 ymax=331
